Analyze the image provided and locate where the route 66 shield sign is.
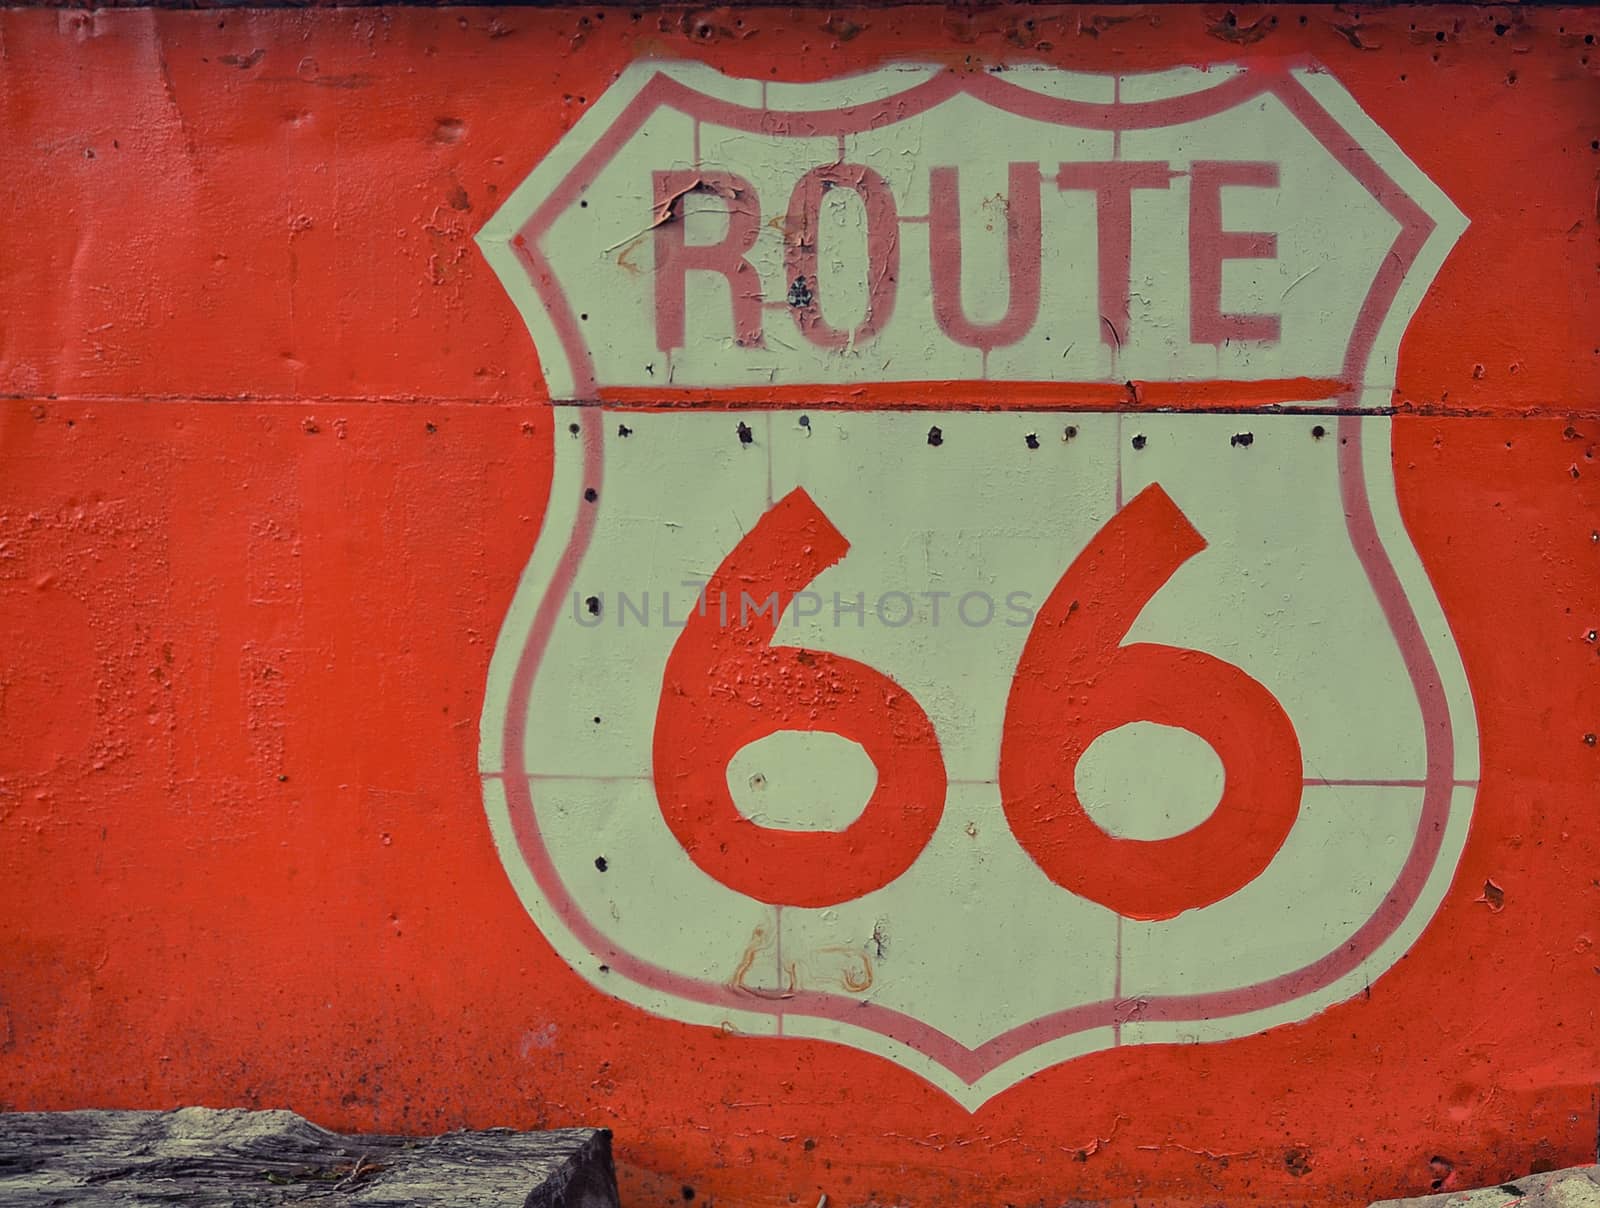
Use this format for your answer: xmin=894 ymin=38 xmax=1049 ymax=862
xmin=475 ymin=59 xmax=1477 ymax=1108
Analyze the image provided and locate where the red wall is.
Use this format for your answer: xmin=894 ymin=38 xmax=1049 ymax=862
xmin=2 ymin=7 xmax=1598 ymax=1206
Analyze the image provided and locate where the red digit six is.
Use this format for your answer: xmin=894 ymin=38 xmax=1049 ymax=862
xmin=652 ymin=487 xmax=948 ymax=908
xmin=999 ymin=483 xmax=1304 ymax=920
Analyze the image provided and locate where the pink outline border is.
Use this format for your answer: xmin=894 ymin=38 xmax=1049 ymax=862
xmin=490 ymin=65 xmax=1457 ymax=1089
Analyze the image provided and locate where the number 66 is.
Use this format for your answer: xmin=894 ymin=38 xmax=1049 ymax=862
xmin=652 ymin=484 xmax=1302 ymax=920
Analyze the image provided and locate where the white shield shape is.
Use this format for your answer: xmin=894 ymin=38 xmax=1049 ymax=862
xmin=477 ymin=60 xmax=1477 ymax=1109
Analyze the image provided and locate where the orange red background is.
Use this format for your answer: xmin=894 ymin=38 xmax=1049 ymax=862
xmin=1 ymin=6 xmax=1597 ymax=1205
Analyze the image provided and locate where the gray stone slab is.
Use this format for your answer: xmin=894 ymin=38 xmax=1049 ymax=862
xmin=1370 ymin=1166 xmax=1600 ymax=1208
xmin=0 ymin=1107 xmax=618 ymax=1207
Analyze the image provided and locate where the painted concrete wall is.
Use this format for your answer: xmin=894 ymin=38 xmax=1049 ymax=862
xmin=1 ymin=6 xmax=1597 ymax=1206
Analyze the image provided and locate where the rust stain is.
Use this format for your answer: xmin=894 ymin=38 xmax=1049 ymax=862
xmin=809 ymin=946 xmax=874 ymax=993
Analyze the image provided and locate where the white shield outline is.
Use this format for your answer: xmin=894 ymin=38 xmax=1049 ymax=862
xmin=475 ymin=60 xmax=1477 ymax=1110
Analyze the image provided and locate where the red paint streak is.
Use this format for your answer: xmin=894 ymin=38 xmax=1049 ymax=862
xmin=598 ymin=377 xmax=1348 ymax=410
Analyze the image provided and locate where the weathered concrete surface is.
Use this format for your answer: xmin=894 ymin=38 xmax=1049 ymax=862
xmin=2 ymin=6 xmax=1598 ymax=1207
xmin=0 ymin=1108 xmax=619 ymax=1206
xmin=1371 ymin=1167 xmax=1600 ymax=1208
